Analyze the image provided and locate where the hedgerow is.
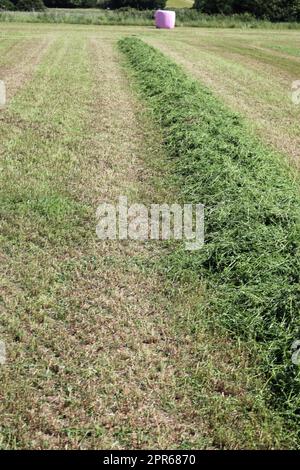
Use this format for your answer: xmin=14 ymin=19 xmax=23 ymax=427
xmin=118 ymin=37 xmax=300 ymax=425
xmin=1 ymin=10 xmax=300 ymax=28
xmin=194 ymin=0 xmax=300 ymax=23
xmin=0 ymin=0 xmax=15 ymax=10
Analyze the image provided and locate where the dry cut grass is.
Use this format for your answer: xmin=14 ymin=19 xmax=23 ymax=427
xmin=0 ymin=34 xmax=52 ymax=102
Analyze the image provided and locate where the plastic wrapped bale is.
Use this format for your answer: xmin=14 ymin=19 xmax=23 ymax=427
xmin=155 ymin=10 xmax=176 ymax=29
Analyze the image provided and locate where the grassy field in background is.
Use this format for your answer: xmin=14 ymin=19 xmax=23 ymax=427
xmin=0 ymin=23 xmax=299 ymax=449
xmin=1 ymin=9 xmax=300 ymax=29
xmin=52 ymin=2 xmax=194 ymax=9
xmin=143 ymin=28 xmax=300 ymax=167
xmin=167 ymin=0 xmax=194 ymax=7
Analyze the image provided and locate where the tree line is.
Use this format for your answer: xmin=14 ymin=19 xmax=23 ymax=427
xmin=194 ymin=0 xmax=300 ymax=22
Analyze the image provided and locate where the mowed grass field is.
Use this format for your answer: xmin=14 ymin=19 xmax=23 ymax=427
xmin=0 ymin=23 xmax=299 ymax=449
xmin=144 ymin=28 xmax=300 ymax=168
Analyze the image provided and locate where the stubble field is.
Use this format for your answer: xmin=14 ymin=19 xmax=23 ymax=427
xmin=0 ymin=23 xmax=299 ymax=449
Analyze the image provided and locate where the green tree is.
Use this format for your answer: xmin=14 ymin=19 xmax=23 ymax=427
xmin=0 ymin=0 xmax=15 ymax=9
xmin=194 ymin=0 xmax=300 ymax=21
xmin=13 ymin=0 xmax=45 ymax=9
xmin=108 ymin=0 xmax=166 ymax=9
xmin=194 ymin=0 xmax=234 ymax=14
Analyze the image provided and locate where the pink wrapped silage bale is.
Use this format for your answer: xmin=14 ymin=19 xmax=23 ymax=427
xmin=155 ymin=10 xmax=176 ymax=29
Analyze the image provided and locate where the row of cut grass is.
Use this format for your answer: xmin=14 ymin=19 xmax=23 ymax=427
xmin=118 ymin=37 xmax=300 ymax=431
xmin=144 ymin=29 xmax=300 ymax=168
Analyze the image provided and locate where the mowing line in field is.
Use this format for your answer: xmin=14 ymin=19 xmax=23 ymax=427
xmin=0 ymin=32 xmax=94 ymax=449
xmin=119 ymin=37 xmax=300 ymax=444
xmin=0 ymin=30 xmax=210 ymax=450
xmin=145 ymin=33 xmax=300 ymax=168
xmin=0 ymin=35 xmax=53 ymax=104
